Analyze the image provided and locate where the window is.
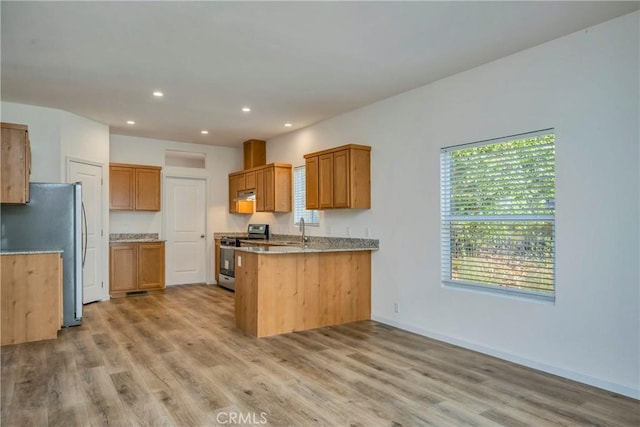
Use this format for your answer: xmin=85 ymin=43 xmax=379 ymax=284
xmin=293 ymin=166 xmax=319 ymax=226
xmin=440 ymin=129 xmax=555 ymax=299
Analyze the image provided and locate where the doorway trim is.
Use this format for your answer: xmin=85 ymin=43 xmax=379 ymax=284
xmin=163 ymin=173 xmax=210 ymax=285
xmin=65 ymin=156 xmax=108 ymax=302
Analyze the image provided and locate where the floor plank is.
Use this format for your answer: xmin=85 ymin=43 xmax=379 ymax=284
xmin=1 ymin=284 xmax=638 ymax=426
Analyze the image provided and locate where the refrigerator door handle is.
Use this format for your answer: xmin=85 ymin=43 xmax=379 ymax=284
xmin=81 ymin=202 xmax=88 ymax=267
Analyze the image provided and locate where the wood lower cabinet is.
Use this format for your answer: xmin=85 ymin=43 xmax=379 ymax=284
xmin=110 ymin=163 xmax=161 ymax=211
xmin=235 ymin=250 xmax=371 ymax=338
xmin=1 ymin=253 xmax=62 ymax=345
xmin=1 ymin=122 xmax=31 ymax=204
xmin=109 ymin=241 xmax=165 ymax=297
xmin=304 ymin=144 xmax=371 ymax=210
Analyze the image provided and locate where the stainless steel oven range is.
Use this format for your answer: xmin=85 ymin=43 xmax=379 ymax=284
xmin=218 ymin=224 xmax=269 ymax=291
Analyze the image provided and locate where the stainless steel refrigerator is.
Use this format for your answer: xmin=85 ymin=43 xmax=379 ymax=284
xmin=1 ymin=183 xmax=83 ymax=327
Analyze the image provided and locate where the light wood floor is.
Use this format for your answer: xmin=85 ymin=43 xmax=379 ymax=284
xmin=1 ymin=284 xmax=638 ymax=426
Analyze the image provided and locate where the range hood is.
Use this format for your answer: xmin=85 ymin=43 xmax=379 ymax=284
xmin=234 ymin=190 xmax=256 ymax=201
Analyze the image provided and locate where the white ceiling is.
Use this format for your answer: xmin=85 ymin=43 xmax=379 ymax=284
xmin=1 ymin=1 xmax=637 ymax=147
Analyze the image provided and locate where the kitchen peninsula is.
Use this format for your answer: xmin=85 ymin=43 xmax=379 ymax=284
xmin=234 ymin=238 xmax=378 ymax=337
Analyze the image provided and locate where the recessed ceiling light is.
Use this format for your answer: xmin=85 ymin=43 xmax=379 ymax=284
xmin=241 ymin=107 xmax=251 ymax=112
xmin=284 ymin=123 xmax=292 ymax=127
xmin=126 ymin=120 xmax=135 ymax=125
xmin=201 ymin=130 xmax=209 ymax=135
xmin=153 ymin=91 xmax=164 ymax=97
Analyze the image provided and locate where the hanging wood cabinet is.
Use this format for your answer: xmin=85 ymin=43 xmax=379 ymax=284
xmin=110 ymin=163 xmax=162 ymax=211
xmin=304 ymin=144 xmax=371 ymax=210
xmin=1 ymin=122 xmax=31 ymax=204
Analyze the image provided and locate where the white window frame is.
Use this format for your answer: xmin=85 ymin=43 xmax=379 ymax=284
xmin=440 ymin=129 xmax=556 ymax=301
xmin=293 ymin=165 xmax=319 ymax=226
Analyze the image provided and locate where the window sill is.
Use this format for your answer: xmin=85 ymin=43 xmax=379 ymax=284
xmin=442 ymin=280 xmax=555 ymax=304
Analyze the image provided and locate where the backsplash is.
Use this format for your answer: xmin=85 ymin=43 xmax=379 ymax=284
xmin=110 ymin=233 xmax=159 ymax=241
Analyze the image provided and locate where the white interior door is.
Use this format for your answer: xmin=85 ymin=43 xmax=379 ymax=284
xmin=165 ymin=177 xmax=206 ymax=285
xmin=68 ymin=160 xmax=104 ymax=303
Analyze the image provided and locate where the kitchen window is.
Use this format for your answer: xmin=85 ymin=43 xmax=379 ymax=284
xmin=440 ymin=129 xmax=556 ymax=300
xmin=294 ymin=166 xmax=319 ymax=226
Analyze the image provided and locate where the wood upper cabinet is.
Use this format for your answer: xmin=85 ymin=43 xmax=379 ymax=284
xmin=318 ymin=153 xmax=334 ymax=209
xmin=1 ymin=122 xmax=31 ymax=204
xmin=110 ymin=163 xmax=161 ymax=211
xmin=305 ymin=156 xmax=319 ymax=210
xmin=256 ymin=164 xmax=291 ymax=213
xmin=243 ymin=139 xmax=266 ymax=170
xmin=304 ymin=144 xmax=371 ymax=210
xmin=229 ymin=163 xmax=292 ymax=213
xmin=109 ymin=241 xmax=165 ymax=297
xmin=135 ymin=167 xmax=161 ymax=211
xmin=255 ymin=168 xmax=265 ymax=212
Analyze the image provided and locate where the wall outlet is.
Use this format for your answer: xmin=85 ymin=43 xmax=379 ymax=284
xmin=365 ymin=227 xmax=371 ymax=237
xmin=394 ymin=303 xmax=399 ymax=314
xmin=326 ymin=226 xmax=331 ymax=235
xmin=346 ymin=226 xmax=351 ymax=236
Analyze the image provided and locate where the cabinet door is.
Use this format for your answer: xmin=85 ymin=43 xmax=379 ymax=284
xmin=255 ymin=168 xmax=265 ymax=212
xmin=110 ymin=244 xmax=138 ymax=292
xmin=135 ymin=168 xmax=161 ymax=211
xmin=138 ymin=242 xmax=165 ymax=290
xmin=264 ymin=166 xmax=275 ymax=211
xmin=332 ymin=149 xmax=350 ymax=208
xmin=244 ymin=171 xmax=256 ymax=190
xmin=305 ymin=156 xmax=319 ymax=210
xmin=318 ymin=153 xmax=334 ymax=209
xmin=1 ymin=125 xmax=30 ymax=204
xmin=110 ymin=166 xmax=135 ymax=210
xmin=272 ymin=166 xmax=292 ymax=212
xmin=228 ymin=174 xmax=238 ymax=213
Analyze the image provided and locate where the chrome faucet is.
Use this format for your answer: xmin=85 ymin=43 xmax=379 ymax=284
xmin=300 ymin=217 xmax=307 ymax=248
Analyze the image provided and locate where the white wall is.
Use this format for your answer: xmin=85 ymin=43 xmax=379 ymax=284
xmin=110 ymin=134 xmax=244 ymax=284
xmin=265 ymin=12 xmax=640 ymax=398
xmin=1 ymin=102 xmax=111 ymax=301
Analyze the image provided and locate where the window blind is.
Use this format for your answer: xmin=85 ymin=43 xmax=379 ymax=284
xmin=294 ymin=166 xmax=319 ymax=225
xmin=440 ymin=130 xmax=555 ymax=298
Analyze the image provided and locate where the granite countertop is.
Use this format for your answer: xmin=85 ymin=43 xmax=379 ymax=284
xmin=214 ymin=232 xmax=379 ymax=254
xmin=109 ymin=233 xmax=164 ymax=243
xmin=234 ymin=245 xmax=377 ymax=255
xmin=1 ymin=249 xmax=63 ymax=256
xmin=235 ymin=234 xmax=379 ymax=254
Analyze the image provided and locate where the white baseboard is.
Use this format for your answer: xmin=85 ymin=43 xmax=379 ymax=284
xmin=371 ymin=315 xmax=639 ymax=400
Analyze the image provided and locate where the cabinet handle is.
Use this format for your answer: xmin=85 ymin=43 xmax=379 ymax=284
xmin=200 ymin=235 xmax=205 ymax=238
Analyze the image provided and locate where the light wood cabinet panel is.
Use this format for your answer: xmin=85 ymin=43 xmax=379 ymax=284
xmin=305 ymin=156 xmax=319 ymax=210
xmin=110 ymin=244 xmax=137 ymax=292
xmin=1 ymin=253 xmax=62 ymax=345
xmin=1 ymin=122 xmax=31 ymax=204
xmin=332 ymin=149 xmax=350 ymax=208
xmin=228 ymin=172 xmax=253 ymax=214
xmin=138 ymin=243 xmax=165 ymax=290
xmin=110 ymin=166 xmax=135 ymax=210
xmin=230 ymin=163 xmax=291 ymax=213
xmin=235 ymin=250 xmax=371 ymax=338
xmin=243 ymin=139 xmax=266 ymax=170
xmin=255 ymin=169 xmax=265 ymax=212
xmin=110 ymin=241 xmax=165 ymax=297
xmin=135 ymin=168 xmax=161 ymax=211
xmin=110 ymin=163 xmax=161 ymax=211
xmin=318 ymin=153 xmax=334 ymax=209
xmin=304 ymin=144 xmax=371 ymax=209
xmin=244 ymin=171 xmax=256 ymax=190
xmin=214 ymin=239 xmax=221 ymax=283
xmin=263 ymin=166 xmax=275 ymax=211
